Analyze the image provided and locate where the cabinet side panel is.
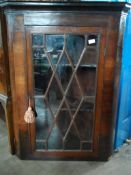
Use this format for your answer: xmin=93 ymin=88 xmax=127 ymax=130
xmin=99 ymin=15 xmax=121 ymax=160
xmin=6 ymin=13 xmax=31 ymax=158
xmin=0 ymin=14 xmax=6 ymax=95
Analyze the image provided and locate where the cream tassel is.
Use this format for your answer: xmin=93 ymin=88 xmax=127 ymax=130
xmin=24 ymin=98 xmax=35 ymax=123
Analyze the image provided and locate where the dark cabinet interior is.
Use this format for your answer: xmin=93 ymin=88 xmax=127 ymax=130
xmin=0 ymin=1 xmax=128 ymax=160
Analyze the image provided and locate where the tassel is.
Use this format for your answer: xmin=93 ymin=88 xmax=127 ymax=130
xmin=24 ymin=98 xmax=35 ymax=123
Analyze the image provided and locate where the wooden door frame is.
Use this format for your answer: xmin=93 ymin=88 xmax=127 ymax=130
xmin=25 ymin=25 xmax=106 ymax=159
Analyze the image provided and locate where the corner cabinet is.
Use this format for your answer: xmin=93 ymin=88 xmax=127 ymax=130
xmin=0 ymin=1 xmax=128 ymax=160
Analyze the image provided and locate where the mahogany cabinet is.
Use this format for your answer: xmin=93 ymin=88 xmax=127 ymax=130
xmin=0 ymin=1 xmax=128 ymax=160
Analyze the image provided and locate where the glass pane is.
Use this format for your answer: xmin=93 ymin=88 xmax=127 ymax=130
xmin=46 ymin=35 xmax=64 ymax=65
xmin=64 ymin=125 xmax=80 ymax=150
xmin=81 ymin=142 xmax=92 ymax=150
xmin=32 ymin=48 xmax=45 ymax=59
xmin=48 ymin=124 xmax=63 ymax=150
xmin=35 ymin=98 xmax=53 ymax=149
xmin=46 ymin=78 xmax=63 ymax=116
xmin=35 ymin=98 xmax=53 ymax=139
xmin=36 ymin=141 xmax=46 ymax=150
xmin=56 ymin=52 xmax=73 ymax=91
xmin=75 ymin=109 xmax=94 ymax=141
xmin=80 ymin=48 xmax=98 ymax=65
xmin=57 ymin=110 xmax=71 ymax=137
xmin=32 ymin=34 xmax=44 ymax=46
xmin=66 ymin=35 xmax=85 ymax=65
xmin=66 ymin=77 xmax=82 ymax=114
xmin=33 ymin=48 xmax=52 ymax=95
xmin=77 ymin=67 xmax=96 ymax=96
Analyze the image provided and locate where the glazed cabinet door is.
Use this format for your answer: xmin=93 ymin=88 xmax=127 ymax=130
xmin=25 ymin=25 xmax=106 ymax=159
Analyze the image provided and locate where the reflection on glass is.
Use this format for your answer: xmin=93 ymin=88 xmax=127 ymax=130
xmin=77 ymin=67 xmax=96 ymax=96
xmin=66 ymin=77 xmax=82 ymax=113
xmin=46 ymin=78 xmax=63 ymax=115
xmin=32 ymin=33 xmax=99 ymax=151
xmin=64 ymin=125 xmax=80 ymax=150
xmin=32 ymin=34 xmax=43 ymax=46
xmin=57 ymin=111 xmax=71 ymax=137
xmin=35 ymin=98 xmax=52 ymax=149
xmin=33 ymin=48 xmax=52 ymax=95
xmin=66 ymin=35 xmax=85 ymax=65
xmin=56 ymin=53 xmax=72 ymax=91
xmin=80 ymin=48 xmax=97 ymax=65
xmin=75 ymin=103 xmax=94 ymax=140
xmin=48 ymin=124 xmax=63 ymax=150
xmin=46 ymin=35 xmax=64 ymax=65
xmin=33 ymin=48 xmax=44 ymax=59
xmin=81 ymin=141 xmax=92 ymax=150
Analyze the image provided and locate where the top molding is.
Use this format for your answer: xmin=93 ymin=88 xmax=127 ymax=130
xmin=0 ymin=1 xmax=128 ymax=11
